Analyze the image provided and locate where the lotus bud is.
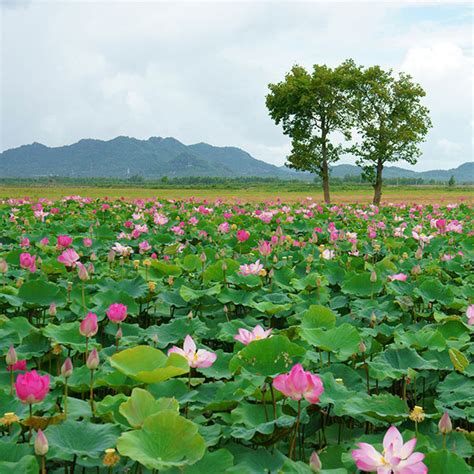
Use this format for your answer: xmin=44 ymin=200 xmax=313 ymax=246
xmin=370 ymin=271 xmax=377 ymax=283
xmin=200 ymin=252 xmax=207 ymax=263
xmin=0 ymin=259 xmax=8 ymax=273
xmin=6 ymin=345 xmax=17 ymax=366
xmin=221 ymin=261 xmax=227 ymax=271
xmin=187 ymin=310 xmax=193 ymax=320
xmin=16 ymin=277 xmax=24 ymax=288
xmin=107 ymin=250 xmax=116 ymax=262
xmin=116 ymin=326 xmax=123 ymax=340
xmin=223 ymin=305 xmax=228 ymax=313
xmin=309 ymin=451 xmax=322 ymax=472
xmin=439 ymin=411 xmax=452 ymax=434
xmin=90 ymin=252 xmax=98 ymax=261
xmin=49 ymin=302 xmax=57 ymax=316
xmin=86 ymin=348 xmax=100 ymax=370
xmin=359 ymin=341 xmax=367 ymax=353
xmin=77 ymin=263 xmax=89 ymax=281
xmin=415 ymin=247 xmax=423 ymax=259
xmin=273 ymin=255 xmax=278 ymax=263
xmin=411 ymin=264 xmax=421 ymax=275
xmin=370 ymin=312 xmax=377 ymax=327
xmin=61 ymin=357 xmax=73 ymax=378
xmin=34 ymin=429 xmax=49 ymax=456
xmin=402 ymin=252 xmax=408 ymax=259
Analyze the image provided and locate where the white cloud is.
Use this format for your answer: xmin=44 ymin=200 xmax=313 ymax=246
xmin=0 ymin=1 xmax=472 ymax=172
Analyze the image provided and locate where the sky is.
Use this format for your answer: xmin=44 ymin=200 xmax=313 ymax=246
xmin=1 ymin=0 xmax=473 ymax=171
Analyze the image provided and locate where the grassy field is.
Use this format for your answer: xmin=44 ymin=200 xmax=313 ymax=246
xmin=0 ymin=185 xmax=472 ymax=204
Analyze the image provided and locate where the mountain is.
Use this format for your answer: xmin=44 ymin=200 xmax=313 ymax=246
xmin=0 ymin=136 xmax=290 ymax=179
xmin=0 ymin=136 xmax=472 ymax=182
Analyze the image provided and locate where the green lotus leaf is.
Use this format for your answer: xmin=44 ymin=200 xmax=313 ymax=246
xmin=229 ymin=335 xmax=306 ymax=377
xmin=116 ymin=410 xmax=206 ymax=470
xmin=119 ymin=388 xmax=179 ymax=428
xmin=17 ymin=280 xmax=66 ymax=306
xmin=424 ymin=450 xmax=472 ymax=474
xmin=109 ymin=345 xmax=189 ymax=383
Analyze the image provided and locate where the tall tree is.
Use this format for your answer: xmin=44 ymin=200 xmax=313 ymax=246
xmin=348 ymin=65 xmax=432 ymax=205
xmin=266 ymin=62 xmax=354 ymax=204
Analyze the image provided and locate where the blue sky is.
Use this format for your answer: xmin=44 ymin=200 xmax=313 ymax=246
xmin=1 ymin=1 xmax=473 ymax=171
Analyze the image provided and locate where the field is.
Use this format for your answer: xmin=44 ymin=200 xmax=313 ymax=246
xmin=0 ymin=193 xmax=472 ymax=473
xmin=0 ymin=185 xmax=473 ymax=204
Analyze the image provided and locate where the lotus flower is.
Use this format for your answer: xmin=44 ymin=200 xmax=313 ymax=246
xmin=106 ymin=303 xmax=128 ymax=323
xmin=467 ymin=304 xmax=474 ymax=325
xmin=15 ymin=370 xmax=50 ymax=404
xmin=388 ymin=273 xmax=408 ymax=282
xmin=57 ymin=248 xmax=80 ymax=268
xmin=239 ymin=260 xmax=264 ymax=276
xmin=34 ymin=429 xmax=49 ymax=456
xmin=236 ymin=229 xmax=250 ymax=242
xmin=168 ymin=335 xmax=216 ymax=368
xmin=234 ymin=325 xmax=272 ymax=345
xmin=57 ymin=235 xmax=73 ymax=249
xmin=273 ymin=363 xmax=324 ymax=404
xmin=352 ymin=425 xmax=427 ymax=473
xmin=19 ymin=253 xmax=37 ymax=273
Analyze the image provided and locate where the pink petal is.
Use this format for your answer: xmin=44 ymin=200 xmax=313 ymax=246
xmin=183 ymin=335 xmax=196 ymax=355
xmin=400 ymin=438 xmax=417 ymax=459
xmin=383 ymin=426 xmax=403 ymax=453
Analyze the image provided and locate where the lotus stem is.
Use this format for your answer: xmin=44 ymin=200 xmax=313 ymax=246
xmin=288 ymin=400 xmax=301 ymax=460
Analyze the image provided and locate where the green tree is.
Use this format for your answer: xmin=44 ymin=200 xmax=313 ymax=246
xmin=348 ymin=65 xmax=432 ymax=205
xmin=448 ymin=175 xmax=455 ymax=187
xmin=266 ymin=62 xmax=354 ymax=204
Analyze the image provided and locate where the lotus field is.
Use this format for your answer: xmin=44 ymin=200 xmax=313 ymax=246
xmin=0 ymin=195 xmax=473 ymax=474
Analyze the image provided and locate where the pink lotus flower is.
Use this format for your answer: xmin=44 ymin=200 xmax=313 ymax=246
xmin=139 ymin=240 xmax=152 ymax=253
xmin=7 ymin=360 xmax=27 ymax=372
xmin=57 ymin=248 xmax=80 ymax=268
xmin=83 ymin=238 xmax=93 ymax=247
xmin=273 ymin=363 xmax=324 ymax=404
xmin=236 ymin=229 xmax=250 ymax=242
xmin=467 ymin=304 xmax=474 ymax=325
xmin=218 ymin=222 xmax=230 ymax=233
xmin=20 ymin=237 xmax=30 ymax=248
xmin=20 ymin=253 xmax=37 ymax=273
xmin=239 ymin=260 xmax=264 ymax=276
xmin=257 ymin=240 xmax=272 ymax=257
xmin=57 ymin=235 xmax=73 ymax=249
xmin=106 ymin=303 xmax=128 ymax=323
xmin=79 ymin=312 xmax=98 ymax=337
xmin=352 ymin=425 xmax=427 ymax=474
xmin=234 ymin=325 xmax=272 ymax=345
xmin=168 ymin=335 xmax=216 ymax=368
xmin=388 ymin=273 xmax=408 ymax=282
xmin=15 ymin=370 xmax=50 ymax=404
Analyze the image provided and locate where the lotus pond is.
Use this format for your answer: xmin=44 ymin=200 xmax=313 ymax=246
xmin=0 ymin=196 xmax=472 ymax=473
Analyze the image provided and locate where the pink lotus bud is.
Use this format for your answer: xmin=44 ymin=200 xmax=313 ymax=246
xmin=6 ymin=345 xmax=17 ymax=366
xmin=61 ymin=357 xmax=73 ymax=378
xmin=79 ymin=312 xmax=98 ymax=338
xmin=415 ymin=247 xmax=423 ymax=259
xmin=116 ymin=326 xmax=123 ymax=340
xmin=83 ymin=238 xmax=93 ymax=247
xmin=106 ymin=303 xmax=127 ymax=323
xmin=236 ymin=229 xmax=250 ymax=242
xmin=200 ymin=252 xmax=207 ymax=263
xmin=107 ymin=250 xmax=116 ymax=262
xmin=34 ymin=429 xmax=49 ymax=456
xmin=57 ymin=235 xmax=73 ymax=249
xmin=0 ymin=258 xmax=8 ymax=273
xmin=49 ymin=302 xmax=57 ymax=316
xmin=411 ymin=264 xmax=421 ymax=275
xmin=370 ymin=271 xmax=377 ymax=283
xmin=359 ymin=341 xmax=367 ymax=353
xmin=87 ymin=263 xmax=94 ymax=274
xmin=77 ymin=263 xmax=89 ymax=281
xmin=310 ymin=451 xmax=322 ymax=472
xmin=86 ymin=348 xmax=100 ymax=370
xmin=438 ymin=411 xmax=452 ymax=434
xmin=15 ymin=370 xmax=50 ymax=404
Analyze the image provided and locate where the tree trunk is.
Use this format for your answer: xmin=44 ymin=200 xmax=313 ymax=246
xmin=321 ymin=160 xmax=330 ymax=205
xmin=321 ymin=124 xmax=330 ymax=205
xmin=372 ymin=159 xmax=383 ymax=206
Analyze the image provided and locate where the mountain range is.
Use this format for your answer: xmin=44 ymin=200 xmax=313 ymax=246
xmin=0 ymin=136 xmax=472 ymax=182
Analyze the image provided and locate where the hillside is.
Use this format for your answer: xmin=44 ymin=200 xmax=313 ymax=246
xmin=0 ymin=136 xmax=472 ymax=182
